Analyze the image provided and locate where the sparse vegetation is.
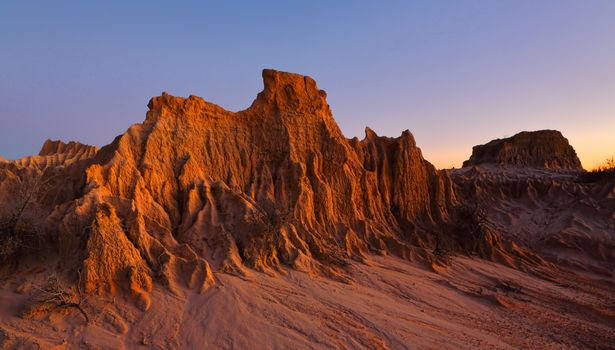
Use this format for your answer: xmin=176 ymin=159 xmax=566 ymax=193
xmin=254 ymin=204 xmax=289 ymax=247
xmin=0 ymin=169 xmax=65 ymax=263
xmin=24 ymin=273 xmax=89 ymax=323
xmin=0 ymin=218 xmax=38 ymax=264
xmin=307 ymin=236 xmax=350 ymax=268
xmin=455 ymin=204 xmax=492 ymax=256
xmin=577 ymin=156 xmax=615 ymax=183
xmin=0 ymin=172 xmax=52 ymax=264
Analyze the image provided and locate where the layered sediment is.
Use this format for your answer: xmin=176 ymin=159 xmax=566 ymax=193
xmin=462 ymin=130 xmax=582 ymax=170
xmin=1 ymin=70 xmax=460 ymax=302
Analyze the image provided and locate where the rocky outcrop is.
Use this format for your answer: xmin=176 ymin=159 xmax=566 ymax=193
xmin=451 ymin=165 xmax=615 ymax=274
xmin=82 ymin=204 xmax=153 ymax=310
xmin=1 ymin=70 xmax=614 ymax=350
xmin=0 ymin=69 xmax=461 ymax=303
xmin=14 ymin=69 xmax=587 ymax=310
xmin=462 ymin=130 xmax=582 ymax=170
xmin=2 ymin=140 xmax=98 ymax=169
xmin=38 ymin=139 xmax=98 ymax=158
xmin=455 ymin=131 xmax=615 ymax=274
xmin=0 ymin=139 xmax=98 ymax=223
xmin=76 ymin=69 xmax=457 ymax=283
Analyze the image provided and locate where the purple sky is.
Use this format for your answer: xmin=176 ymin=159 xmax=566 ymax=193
xmin=1 ymin=1 xmax=614 ymax=168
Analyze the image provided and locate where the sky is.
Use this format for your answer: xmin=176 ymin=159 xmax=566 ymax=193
xmin=1 ymin=0 xmax=614 ymax=169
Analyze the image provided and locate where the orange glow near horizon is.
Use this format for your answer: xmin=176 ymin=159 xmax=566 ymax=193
xmin=421 ymin=124 xmax=615 ymax=170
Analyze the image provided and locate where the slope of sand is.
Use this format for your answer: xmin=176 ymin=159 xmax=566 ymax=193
xmin=452 ymin=165 xmax=615 ymax=276
xmin=1 ymin=255 xmax=613 ymax=349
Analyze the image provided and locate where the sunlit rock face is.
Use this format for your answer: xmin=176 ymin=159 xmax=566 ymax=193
xmin=0 ymin=69 xmax=458 ymax=300
xmin=85 ymin=69 xmax=458 ymax=281
xmin=462 ymin=130 xmax=583 ymax=170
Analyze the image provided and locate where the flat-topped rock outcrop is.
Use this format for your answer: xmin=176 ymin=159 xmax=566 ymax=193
xmin=462 ymin=130 xmax=582 ymax=170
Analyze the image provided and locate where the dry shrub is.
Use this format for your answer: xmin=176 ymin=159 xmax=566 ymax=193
xmin=0 ymin=215 xmax=42 ymax=264
xmin=578 ymin=156 xmax=615 ymax=183
xmin=0 ymin=171 xmax=59 ymax=263
xmin=22 ymin=273 xmax=89 ymax=323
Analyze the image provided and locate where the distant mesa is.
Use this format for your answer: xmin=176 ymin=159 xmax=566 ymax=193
xmin=462 ymin=130 xmax=582 ymax=170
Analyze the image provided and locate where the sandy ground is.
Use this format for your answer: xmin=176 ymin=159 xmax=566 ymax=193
xmin=1 ymin=255 xmax=613 ymax=349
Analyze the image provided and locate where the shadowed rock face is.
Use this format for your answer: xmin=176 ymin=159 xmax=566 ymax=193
xmin=0 ymin=69 xmax=458 ymax=303
xmin=462 ymin=130 xmax=582 ymax=170
xmin=0 ymin=140 xmax=98 ymax=224
xmin=453 ymin=129 xmax=614 ymax=275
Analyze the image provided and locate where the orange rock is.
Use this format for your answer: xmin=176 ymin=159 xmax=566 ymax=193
xmin=0 ymin=70 xmax=489 ymax=304
xmin=77 ymin=69 xmax=457 ymax=282
xmin=463 ymin=130 xmax=582 ymax=169
xmin=82 ymin=204 xmax=153 ymax=309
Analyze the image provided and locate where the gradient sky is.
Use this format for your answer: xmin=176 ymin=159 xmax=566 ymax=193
xmin=1 ymin=0 xmax=614 ymax=169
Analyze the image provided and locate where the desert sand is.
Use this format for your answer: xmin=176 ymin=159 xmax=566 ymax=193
xmin=1 ymin=254 xmax=614 ymax=349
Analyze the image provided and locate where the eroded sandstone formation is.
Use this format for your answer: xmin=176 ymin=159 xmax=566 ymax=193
xmin=454 ymin=130 xmax=614 ymax=275
xmin=462 ymin=130 xmax=583 ymax=170
xmin=2 ymin=70 xmax=613 ymax=350
xmin=94 ymin=69 xmax=458 ymax=277
xmin=1 ymin=70 xmax=468 ymax=305
xmin=453 ymin=165 xmax=615 ymax=275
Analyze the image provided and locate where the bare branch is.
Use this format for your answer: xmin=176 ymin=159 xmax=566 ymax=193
xmin=29 ymin=274 xmax=90 ymax=323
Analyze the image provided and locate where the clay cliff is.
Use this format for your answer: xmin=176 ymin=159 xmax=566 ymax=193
xmin=0 ymin=140 xmax=98 ymax=241
xmin=84 ymin=69 xmax=461 ymax=288
xmin=1 ymin=70 xmax=468 ymax=306
xmin=462 ymin=130 xmax=582 ymax=170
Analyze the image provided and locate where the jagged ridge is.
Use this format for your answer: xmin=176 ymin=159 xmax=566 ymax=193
xmin=2 ymin=69 xmax=534 ymax=307
xmin=73 ymin=69 xmax=457 ymax=290
xmin=2 ymin=140 xmax=98 ymax=169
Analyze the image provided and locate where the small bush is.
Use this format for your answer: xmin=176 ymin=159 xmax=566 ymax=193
xmin=23 ymin=274 xmax=89 ymax=323
xmin=0 ymin=217 xmax=40 ymax=264
xmin=577 ymin=156 xmax=615 ymax=183
xmin=0 ymin=171 xmax=58 ymax=264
